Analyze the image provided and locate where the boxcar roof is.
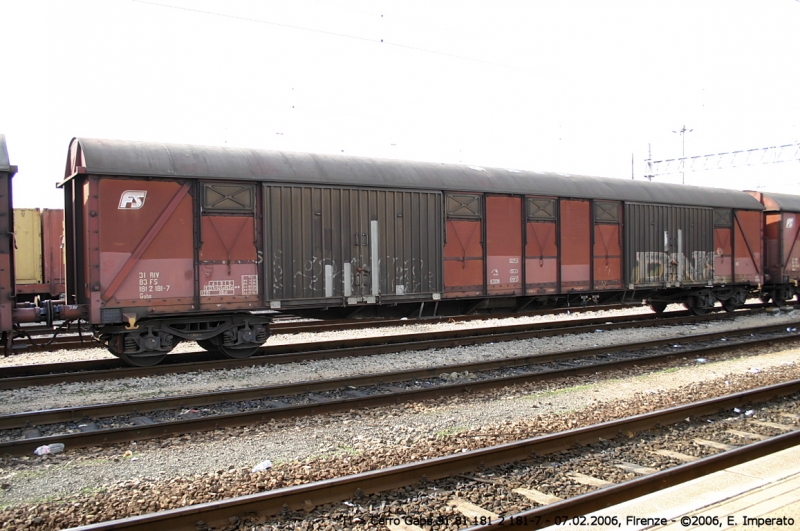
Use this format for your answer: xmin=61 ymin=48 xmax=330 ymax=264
xmin=0 ymin=135 xmax=10 ymax=173
xmin=749 ymin=191 xmax=800 ymax=212
xmin=63 ymin=137 xmax=764 ymax=210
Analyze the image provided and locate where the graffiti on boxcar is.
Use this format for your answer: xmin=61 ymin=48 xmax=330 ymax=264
xmin=631 ymin=251 xmax=714 ymax=284
xmin=271 ymin=251 xmax=436 ymax=297
xmin=271 ymin=251 xmax=284 ymax=295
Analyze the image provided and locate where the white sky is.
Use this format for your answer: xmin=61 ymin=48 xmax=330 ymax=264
xmin=3 ymin=0 xmax=799 ymax=209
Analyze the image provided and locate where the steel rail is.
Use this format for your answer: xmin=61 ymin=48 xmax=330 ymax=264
xmin=64 ymin=380 xmax=800 ymax=531
xmin=0 ymin=309 xmax=765 ymax=389
xmin=3 ymin=321 xmax=798 ymax=430
xmin=3 ymin=325 xmax=799 ymax=456
xmin=11 ymin=304 xmax=630 ymax=352
xmin=463 ymin=432 xmax=800 ymax=530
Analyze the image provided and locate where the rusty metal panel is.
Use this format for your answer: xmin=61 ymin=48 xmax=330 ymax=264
xmin=264 ymin=184 xmax=442 ymax=303
xmin=41 ymin=209 xmax=66 ymax=296
xmin=198 ymin=215 xmax=260 ymax=306
xmin=485 ymin=196 xmax=522 ymax=295
xmin=525 ymin=220 xmax=557 ymax=294
xmin=781 ymin=212 xmax=800 ymax=282
xmin=444 ymin=220 xmax=483 ymax=295
xmin=444 ymin=193 xmax=483 ymax=296
xmin=97 ymin=179 xmax=195 ymax=309
xmin=764 ymin=213 xmax=781 ymax=283
xmin=593 ymin=201 xmax=622 ymax=290
xmin=763 ymin=210 xmax=799 ymax=284
xmin=713 ymin=227 xmax=733 ymax=283
xmin=525 ymin=197 xmax=557 ymax=294
xmin=0 ymin=135 xmax=15 ymax=333
xmin=713 ymin=209 xmax=733 ymax=283
xmin=13 ymin=209 xmax=43 ymax=285
xmin=560 ymin=200 xmax=591 ymax=291
xmin=626 ymin=203 xmax=714 ymax=288
xmin=732 ymin=210 xmax=762 ymax=284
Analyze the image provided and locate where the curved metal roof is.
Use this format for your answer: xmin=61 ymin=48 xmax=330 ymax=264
xmin=63 ymin=137 xmax=765 ymax=210
xmin=749 ymin=191 xmax=800 ymax=212
xmin=0 ymin=135 xmax=10 ymax=173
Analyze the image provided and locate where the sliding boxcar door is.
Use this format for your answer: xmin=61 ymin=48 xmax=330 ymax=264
xmin=443 ymin=194 xmax=483 ymax=297
xmin=485 ymin=195 xmax=522 ymax=295
xmin=560 ymin=199 xmax=591 ymax=291
xmin=525 ymin=197 xmax=558 ymax=294
xmin=198 ymin=183 xmax=261 ymax=309
xmin=593 ymin=201 xmax=622 ymax=290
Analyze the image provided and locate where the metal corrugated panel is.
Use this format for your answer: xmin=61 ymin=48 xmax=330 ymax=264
xmin=13 ymin=209 xmax=43 ymax=284
xmin=625 ymin=204 xmax=714 ymax=287
xmin=63 ymin=138 xmax=765 ymax=210
xmin=264 ymin=184 xmax=442 ymax=302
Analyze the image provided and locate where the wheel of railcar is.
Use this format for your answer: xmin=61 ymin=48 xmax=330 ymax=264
xmin=104 ymin=331 xmax=174 ymax=367
xmin=116 ymin=351 xmax=168 ymax=367
xmin=649 ymin=302 xmax=668 ymax=314
xmin=760 ymin=293 xmax=772 ymax=304
xmin=722 ymin=298 xmax=738 ymax=313
xmin=685 ymin=296 xmax=711 ymax=316
xmin=202 ymin=332 xmax=261 ymax=359
xmin=218 ymin=344 xmax=261 ymax=359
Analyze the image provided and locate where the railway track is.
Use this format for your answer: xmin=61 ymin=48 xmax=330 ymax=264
xmin=8 ymin=304 xmax=629 ymax=352
xmin=48 ymin=381 xmax=800 ymax=531
xmin=0 ymin=308 xmax=780 ymax=389
xmin=2 ymin=321 xmax=798 ymax=457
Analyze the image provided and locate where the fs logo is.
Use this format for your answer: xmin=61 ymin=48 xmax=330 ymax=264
xmin=118 ymin=190 xmax=147 ymax=210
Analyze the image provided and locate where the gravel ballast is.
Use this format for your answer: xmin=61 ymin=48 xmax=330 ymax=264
xmin=0 ymin=308 xmax=799 ymax=530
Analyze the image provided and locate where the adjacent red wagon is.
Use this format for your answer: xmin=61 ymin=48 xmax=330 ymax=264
xmin=749 ymin=191 xmax=800 ymax=304
xmin=0 ymin=135 xmax=17 ymax=351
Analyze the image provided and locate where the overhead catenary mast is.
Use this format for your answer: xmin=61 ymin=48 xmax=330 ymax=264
xmin=644 ymin=142 xmax=800 ymax=181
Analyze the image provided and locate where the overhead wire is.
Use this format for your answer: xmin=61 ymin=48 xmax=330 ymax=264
xmin=129 ymin=0 xmax=535 ymax=73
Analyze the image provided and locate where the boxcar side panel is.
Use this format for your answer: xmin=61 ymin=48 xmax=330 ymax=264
xmin=626 ymin=204 xmax=713 ymax=288
xmin=0 ymin=139 xmax=13 ymax=333
xmin=593 ymin=201 xmax=622 ymax=290
xmin=265 ymin=184 xmax=442 ymax=304
xmin=764 ymin=213 xmax=781 ymax=283
xmin=713 ymin=209 xmax=733 ymax=284
xmin=781 ymin=212 xmax=800 ymax=282
xmin=42 ymin=209 xmax=66 ymax=296
xmin=97 ymin=179 xmax=195 ymax=311
xmin=485 ymin=196 xmax=522 ymax=295
xmin=198 ymin=182 xmax=261 ymax=309
xmin=525 ymin=197 xmax=558 ymax=295
xmin=13 ymin=209 xmax=43 ymax=285
xmin=443 ymin=193 xmax=483 ymax=297
xmin=559 ymin=199 xmax=591 ymax=291
xmin=732 ymin=210 xmax=762 ymax=284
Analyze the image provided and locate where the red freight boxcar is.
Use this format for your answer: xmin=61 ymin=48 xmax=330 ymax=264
xmin=53 ymin=137 xmax=770 ymax=365
xmin=749 ymin=191 xmax=800 ymax=304
xmin=0 ymin=135 xmax=16 ymax=352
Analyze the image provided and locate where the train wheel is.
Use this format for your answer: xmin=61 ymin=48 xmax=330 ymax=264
xmin=685 ymin=295 xmax=711 ymax=315
xmin=722 ymin=299 xmax=738 ymax=313
xmin=105 ymin=331 xmax=174 ymax=367
xmin=649 ymin=302 xmax=668 ymax=314
xmin=116 ymin=351 xmax=168 ymax=367
xmin=218 ymin=344 xmax=260 ymax=359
